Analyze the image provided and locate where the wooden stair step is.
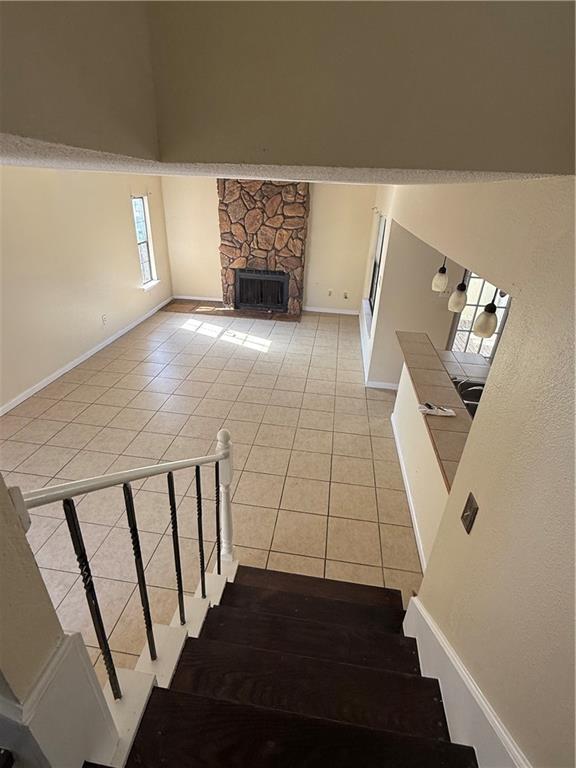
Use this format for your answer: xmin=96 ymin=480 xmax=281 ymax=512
xmin=236 ymin=565 xmax=403 ymax=608
xmin=172 ymin=637 xmax=448 ymax=740
xmin=201 ymin=605 xmax=420 ymax=674
xmin=221 ymin=582 xmax=405 ymax=632
xmin=126 ymin=688 xmax=478 ymax=768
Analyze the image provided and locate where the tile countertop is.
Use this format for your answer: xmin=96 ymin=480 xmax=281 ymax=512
xmin=395 ymin=331 xmax=489 ymax=489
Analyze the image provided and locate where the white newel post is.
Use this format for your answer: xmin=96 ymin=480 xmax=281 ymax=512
xmin=216 ymin=429 xmax=235 ymax=562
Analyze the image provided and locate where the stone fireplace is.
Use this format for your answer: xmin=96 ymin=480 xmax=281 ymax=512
xmin=217 ymin=179 xmax=309 ymax=315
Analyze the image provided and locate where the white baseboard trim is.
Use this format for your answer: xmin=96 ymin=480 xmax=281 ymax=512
xmin=404 ymin=598 xmax=532 ymax=768
xmin=366 ymin=379 xmax=399 ymax=390
xmin=172 ymin=294 xmax=223 ymax=302
xmin=0 ymin=297 xmax=172 ymax=416
xmin=391 ymin=411 xmax=428 ymax=571
xmin=303 ymin=305 xmax=359 ymax=315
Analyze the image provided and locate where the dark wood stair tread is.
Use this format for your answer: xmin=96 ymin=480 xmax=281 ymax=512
xmin=236 ymin=565 xmax=403 ymax=608
xmin=126 ymin=688 xmax=478 ymax=768
xmin=201 ymin=605 xmax=420 ymax=674
xmin=221 ymin=582 xmax=405 ymax=632
xmin=172 ymin=637 xmax=448 ymax=740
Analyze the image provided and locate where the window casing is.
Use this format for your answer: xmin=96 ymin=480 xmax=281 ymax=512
xmin=368 ymin=216 xmax=386 ymax=313
xmin=448 ymin=272 xmax=510 ymax=360
xmin=131 ymin=196 xmax=156 ymax=285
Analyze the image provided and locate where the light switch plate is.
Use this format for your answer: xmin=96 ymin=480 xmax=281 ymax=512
xmin=461 ymin=492 xmax=479 ymax=534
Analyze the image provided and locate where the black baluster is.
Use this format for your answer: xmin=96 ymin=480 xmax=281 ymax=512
xmin=123 ymin=483 xmax=157 ymax=660
xmin=63 ymin=498 xmax=122 ymax=700
xmin=215 ymin=462 xmax=221 ymax=576
xmin=195 ymin=465 xmax=206 ymax=599
xmin=167 ymin=471 xmax=185 ymax=625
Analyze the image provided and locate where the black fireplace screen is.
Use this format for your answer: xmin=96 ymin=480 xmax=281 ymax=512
xmin=235 ymin=269 xmax=289 ymax=312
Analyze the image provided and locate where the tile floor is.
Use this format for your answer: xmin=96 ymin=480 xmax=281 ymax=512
xmin=1 ymin=308 xmax=423 ymax=685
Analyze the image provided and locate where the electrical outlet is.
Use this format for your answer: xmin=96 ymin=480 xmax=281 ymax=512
xmin=461 ymin=492 xmax=479 ymax=534
xmin=101 ymin=314 xmax=108 ymax=326
xmin=343 ymin=291 xmax=349 ymax=300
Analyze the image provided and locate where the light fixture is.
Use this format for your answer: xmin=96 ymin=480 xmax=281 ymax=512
xmin=448 ymin=270 xmax=468 ymax=313
xmin=432 ymin=257 xmax=448 ymax=292
xmin=472 ymin=288 xmax=498 ymax=338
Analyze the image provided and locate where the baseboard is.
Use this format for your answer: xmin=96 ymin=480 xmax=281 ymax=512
xmin=172 ymin=294 xmax=222 ymax=302
xmin=0 ymin=297 xmax=172 ymax=416
xmin=303 ymin=305 xmax=359 ymax=315
xmin=404 ymin=598 xmax=532 ymax=768
xmin=391 ymin=411 xmax=428 ymax=571
xmin=366 ymin=379 xmax=399 ymax=390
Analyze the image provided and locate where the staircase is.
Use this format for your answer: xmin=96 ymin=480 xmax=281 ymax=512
xmin=90 ymin=566 xmax=478 ymax=768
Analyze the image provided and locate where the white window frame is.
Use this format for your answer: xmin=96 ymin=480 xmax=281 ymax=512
xmin=131 ymin=195 xmax=157 ymax=287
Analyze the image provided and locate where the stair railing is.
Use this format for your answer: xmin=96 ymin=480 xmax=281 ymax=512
xmin=9 ymin=429 xmax=234 ymax=700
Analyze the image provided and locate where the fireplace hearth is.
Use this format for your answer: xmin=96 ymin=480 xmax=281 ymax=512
xmin=235 ymin=269 xmax=289 ymax=312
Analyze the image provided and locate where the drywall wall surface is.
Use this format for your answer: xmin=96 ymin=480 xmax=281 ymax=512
xmin=0 ymin=2 xmax=158 ymax=159
xmin=148 ymin=1 xmax=574 ymax=173
xmin=161 ymin=176 xmax=222 ymax=299
xmin=0 ymin=166 xmax=172 ymax=408
xmin=0 ymin=475 xmax=63 ymax=702
xmin=390 ymin=178 xmax=575 ymax=767
xmin=304 ymin=184 xmax=376 ymax=311
xmin=367 ymin=221 xmax=457 ymax=385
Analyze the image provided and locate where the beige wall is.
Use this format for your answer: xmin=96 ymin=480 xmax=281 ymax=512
xmin=0 ymin=2 xmax=158 ymax=159
xmin=389 ymin=178 xmax=575 ymax=767
xmin=161 ymin=176 xmax=222 ymax=299
xmin=366 ymin=221 xmax=458 ymax=385
xmin=0 ymin=166 xmax=172 ymax=409
xmin=148 ymin=1 xmax=574 ymax=174
xmin=304 ymin=184 xmax=376 ymax=311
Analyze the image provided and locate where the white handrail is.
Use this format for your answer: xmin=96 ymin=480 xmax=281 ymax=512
xmin=19 ymin=430 xmax=232 ymax=510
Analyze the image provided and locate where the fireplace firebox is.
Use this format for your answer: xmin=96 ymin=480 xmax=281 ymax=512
xmin=235 ymin=269 xmax=289 ymax=312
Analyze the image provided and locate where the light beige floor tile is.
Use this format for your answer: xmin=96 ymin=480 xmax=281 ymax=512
xmin=85 ymin=427 xmax=138 ymax=454
xmin=90 ymin=527 xmax=161 ymax=582
xmin=267 ymin=551 xmax=324 ymax=577
xmin=175 ymin=380 xmax=213 ymax=398
xmin=145 ymin=377 xmax=181 ymax=395
xmin=327 ymin=518 xmax=381 ymax=566
xmin=233 ymin=471 xmax=285 ymax=508
xmin=262 ymin=405 xmax=299 ymax=427
xmin=254 ymin=423 xmax=296 ymax=449
xmin=115 ymin=489 xmax=175 ymax=534
xmin=332 ymin=432 xmax=372 ymax=459
xmin=331 ymin=455 xmax=374 ymax=486
xmin=162 ymin=436 xmax=211 ymax=461
xmin=271 ymin=509 xmax=327 ymax=558
xmin=292 ymin=428 xmax=332 ymax=454
xmin=116 ymin=374 xmax=155 ymax=391
xmin=194 ymin=398 xmax=234 ymax=419
xmin=206 ymin=383 xmax=242 ymax=401
xmin=11 ymin=419 xmax=65 ymax=445
xmin=274 ymin=377 xmax=306 ymax=393
xmin=383 ymin=568 xmax=423 ymax=607
xmin=377 ymin=488 xmax=411 ymax=526
xmin=143 ymin=412 xmax=189 ymax=435
xmin=127 ymin=391 xmax=170 ymax=411
xmin=305 ymin=379 xmax=336 ymax=395
xmin=86 ymin=372 xmax=125 ymax=389
xmin=237 ymin=387 xmax=272 ymax=405
xmin=36 ymin=521 xmax=110 ymax=573
xmin=179 ymin=414 xmax=222 ymax=439
xmin=245 ymin=445 xmax=291 ymax=476
xmin=57 ymin=576 xmax=135 ymax=646
xmin=380 ymin=524 xmax=421 ymax=571
xmin=374 ymin=460 xmax=404 ymax=491
xmin=109 ymin=585 xmax=178 ymax=655
xmin=297 ymin=409 xmax=334 ymax=431
xmin=12 ymin=397 xmax=59 ymax=418
xmin=334 ymin=396 xmax=367 ymax=416
xmin=145 ymin=535 xmax=212 ymax=592
xmin=39 ymin=381 xmax=81 ymax=399
xmin=39 ymin=568 xmax=78 ymax=608
xmin=16 ymin=444 xmax=78 ymax=476
xmin=159 ymin=394 xmax=202 ymax=416
xmin=123 ymin=432 xmax=174 ymax=459
xmin=268 ymin=390 xmax=303 ymax=408
xmin=225 ymin=503 xmax=277 ymax=550
xmin=335 ymin=383 xmax=366 ymax=399
xmin=333 ymin=412 xmax=370 ymax=435
xmin=281 ymin=476 xmax=329 ymax=515
xmin=0 ymin=415 xmax=33 ymax=439
xmin=329 ymin=483 xmax=377 ymax=521
xmin=220 ymin=419 xmax=259 ymax=444
xmin=287 ymin=451 xmax=331 ymax=481
xmin=48 ymin=423 xmax=102 ymax=449
xmin=301 ymin=393 xmax=335 ymax=412
xmin=208 ymin=544 xmax=268 ymax=570
xmin=94 ymin=651 xmax=138 ymax=688
xmin=0 ymin=440 xmax=41 ymax=471
xmin=58 ymin=450 xmax=116 ymax=480
xmin=73 ymin=404 xmax=122 ymax=426
xmin=4 ymin=471 xmax=52 ymax=493
xmin=227 ymin=402 xmax=266 ymax=422
xmin=26 ymin=515 xmax=63 ymax=553
xmin=369 ymin=416 xmax=393 ymax=437
xmin=77 ymin=486 xmax=126 ymax=526
xmin=95 ymin=388 xmax=137 ymax=407
xmin=64 ymin=385 xmax=109 ymax=404
xmin=325 ymin=560 xmax=383 ymax=587
xmin=371 ymin=437 xmax=399 ymax=462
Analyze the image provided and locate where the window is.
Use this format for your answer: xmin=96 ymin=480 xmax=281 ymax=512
xmin=448 ymin=272 xmax=510 ymax=360
xmin=368 ymin=216 xmax=386 ymax=312
xmin=131 ymin=196 xmax=156 ymax=285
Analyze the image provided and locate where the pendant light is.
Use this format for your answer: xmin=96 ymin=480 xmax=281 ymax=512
xmin=448 ymin=270 xmax=468 ymax=313
xmin=431 ymin=257 xmax=448 ymax=292
xmin=473 ymin=288 xmax=499 ymax=338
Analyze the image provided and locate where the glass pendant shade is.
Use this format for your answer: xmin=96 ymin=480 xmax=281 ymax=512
xmin=448 ymin=283 xmax=467 ymax=313
xmin=431 ymin=266 xmax=448 ymax=292
xmin=473 ymin=303 xmax=498 ymax=337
